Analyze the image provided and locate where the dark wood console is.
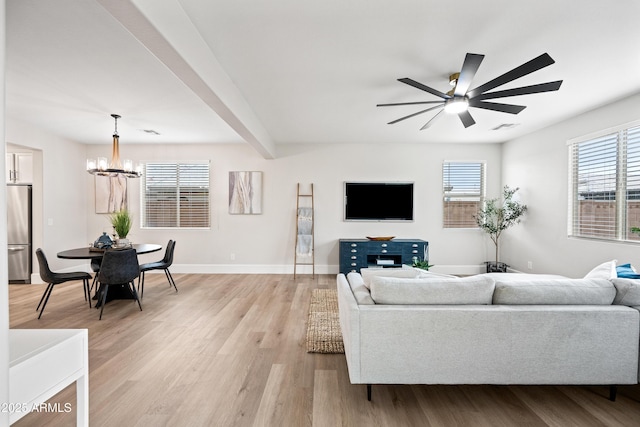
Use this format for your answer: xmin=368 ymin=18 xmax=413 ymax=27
xmin=338 ymin=238 xmax=428 ymax=274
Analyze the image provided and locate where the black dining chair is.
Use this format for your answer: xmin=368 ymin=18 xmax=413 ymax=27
xmin=96 ymin=248 xmax=142 ymax=320
xmin=138 ymin=240 xmax=177 ymax=298
xmin=35 ymin=248 xmax=92 ymax=319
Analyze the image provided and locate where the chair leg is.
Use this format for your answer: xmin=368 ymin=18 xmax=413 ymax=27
xmin=99 ymin=284 xmax=109 ymax=320
xmin=37 ymin=283 xmax=55 ymax=319
xmin=36 ymin=283 xmax=53 ymax=312
xmin=85 ymin=279 xmax=92 ymax=309
xmin=138 ymin=272 xmax=145 ymax=299
xmin=130 ymin=281 xmax=143 ymax=311
xmin=165 ymin=269 xmax=178 ymax=292
xmin=90 ymin=274 xmax=98 ymax=296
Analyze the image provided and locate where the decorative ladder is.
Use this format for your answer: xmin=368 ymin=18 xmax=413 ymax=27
xmin=294 ymin=183 xmax=314 ymax=278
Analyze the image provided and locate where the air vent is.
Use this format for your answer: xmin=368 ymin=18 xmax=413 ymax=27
xmin=491 ymin=123 xmax=519 ymax=131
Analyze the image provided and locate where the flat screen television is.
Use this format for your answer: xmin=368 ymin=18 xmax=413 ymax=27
xmin=344 ymin=182 xmax=414 ymax=221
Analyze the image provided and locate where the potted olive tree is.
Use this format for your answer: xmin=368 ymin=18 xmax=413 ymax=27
xmin=474 ymin=186 xmax=528 ymax=273
xmin=110 ymin=209 xmax=132 ymax=246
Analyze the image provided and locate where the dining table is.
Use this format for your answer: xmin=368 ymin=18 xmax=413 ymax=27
xmin=57 ymin=243 xmax=162 ymax=306
xmin=57 ymin=243 xmax=162 ymax=260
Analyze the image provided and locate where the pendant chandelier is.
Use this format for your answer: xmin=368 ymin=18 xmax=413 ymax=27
xmin=86 ymin=114 xmax=142 ymax=178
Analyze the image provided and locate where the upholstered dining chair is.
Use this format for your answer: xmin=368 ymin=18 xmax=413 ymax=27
xmin=96 ymin=248 xmax=142 ymax=320
xmin=35 ymin=248 xmax=92 ymax=319
xmin=138 ymin=240 xmax=177 ymax=298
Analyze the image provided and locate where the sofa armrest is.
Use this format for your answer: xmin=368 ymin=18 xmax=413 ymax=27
xmin=336 ymin=274 xmax=362 ymax=383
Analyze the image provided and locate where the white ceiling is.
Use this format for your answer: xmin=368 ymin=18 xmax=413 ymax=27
xmin=6 ymin=0 xmax=640 ymax=158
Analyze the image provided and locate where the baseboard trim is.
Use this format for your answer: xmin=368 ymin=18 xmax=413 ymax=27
xmin=50 ymin=263 xmax=492 ymax=277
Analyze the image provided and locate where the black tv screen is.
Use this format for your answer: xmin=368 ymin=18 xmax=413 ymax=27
xmin=344 ymin=182 xmax=414 ymax=221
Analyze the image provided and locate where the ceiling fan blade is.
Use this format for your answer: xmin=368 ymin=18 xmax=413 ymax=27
xmin=398 ymin=78 xmax=451 ymax=99
xmin=388 ymin=104 xmax=444 ymax=124
xmin=454 ymin=53 xmax=484 ymax=96
xmin=473 ymin=80 xmax=563 ymax=101
xmin=420 ymin=109 xmax=444 ymax=130
xmin=377 ymin=101 xmax=444 ymax=107
xmin=457 ymin=110 xmax=476 ymax=128
xmin=467 ymin=53 xmax=556 ymax=98
xmin=469 ymin=100 xmax=526 ymax=114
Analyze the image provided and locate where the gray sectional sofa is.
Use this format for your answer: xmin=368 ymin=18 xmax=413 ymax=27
xmin=336 ymin=264 xmax=640 ymax=401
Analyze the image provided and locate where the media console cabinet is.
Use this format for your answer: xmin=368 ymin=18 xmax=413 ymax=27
xmin=339 ymin=238 xmax=428 ymax=274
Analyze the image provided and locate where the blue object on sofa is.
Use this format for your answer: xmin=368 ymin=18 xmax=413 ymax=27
xmin=616 ymin=263 xmax=640 ymax=279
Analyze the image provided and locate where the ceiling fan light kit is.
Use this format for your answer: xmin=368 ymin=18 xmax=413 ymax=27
xmin=444 ymin=97 xmax=469 ymax=114
xmin=378 ymin=53 xmax=563 ymax=130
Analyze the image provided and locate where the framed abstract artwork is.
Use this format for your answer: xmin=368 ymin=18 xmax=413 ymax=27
xmin=229 ymin=171 xmax=262 ymax=214
xmin=95 ymin=175 xmax=127 ymax=213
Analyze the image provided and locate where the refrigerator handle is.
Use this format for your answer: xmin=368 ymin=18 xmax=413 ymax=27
xmin=8 ymin=247 xmax=26 ymax=252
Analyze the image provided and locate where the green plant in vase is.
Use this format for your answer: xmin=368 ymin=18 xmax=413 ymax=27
xmin=110 ymin=209 xmax=132 ymax=246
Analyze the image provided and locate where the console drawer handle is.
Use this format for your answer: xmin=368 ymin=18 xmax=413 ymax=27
xmin=351 ymin=256 xmax=357 ymax=259
xmin=351 ymin=249 xmax=357 ymax=253
xmin=381 ymin=249 xmax=387 ymax=254
xmin=351 ymin=243 xmax=357 ymax=247
xmin=381 ymin=243 xmax=387 ymax=247
xmin=412 ymin=244 xmax=418 ymax=247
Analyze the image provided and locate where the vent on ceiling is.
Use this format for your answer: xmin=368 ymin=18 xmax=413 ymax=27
xmin=491 ymin=123 xmax=519 ymax=131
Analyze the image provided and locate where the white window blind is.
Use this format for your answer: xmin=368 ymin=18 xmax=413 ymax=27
xmin=569 ymin=124 xmax=640 ymax=241
xmin=141 ymin=161 xmax=210 ymax=228
xmin=442 ymin=161 xmax=485 ymax=228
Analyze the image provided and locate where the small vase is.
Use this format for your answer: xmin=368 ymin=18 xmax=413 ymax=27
xmin=116 ymin=238 xmax=130 ymax=247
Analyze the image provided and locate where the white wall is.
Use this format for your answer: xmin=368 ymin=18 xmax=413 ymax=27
xmin=1 ymin=0 xmax=10 ymax=420
xmin=502 ymin=92 xmax=640 ymax=277
xmin=6 ymin=117 xmax=89 ymax=273
xmin=86 ymin=141 xmax=502 ymax=274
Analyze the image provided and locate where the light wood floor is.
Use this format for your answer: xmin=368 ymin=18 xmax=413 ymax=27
xmin=8 ymin=274 xmax=640 ymax=426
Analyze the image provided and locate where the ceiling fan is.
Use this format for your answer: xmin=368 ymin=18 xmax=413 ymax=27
xmin=377 ymin=53 xmax=563 ymax=130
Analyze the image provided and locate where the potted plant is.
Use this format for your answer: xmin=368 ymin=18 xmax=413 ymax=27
xmin=110 ymin=209 xmax=132 ymax=246
xmin=474 ymin=186 xmax=528 ymax=273
xmin=412 ymin=259 xmax=433 ymax=271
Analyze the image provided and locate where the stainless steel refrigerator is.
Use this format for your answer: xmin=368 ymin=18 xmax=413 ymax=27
xmin=7 ymin=184 xmax=32 ymax=283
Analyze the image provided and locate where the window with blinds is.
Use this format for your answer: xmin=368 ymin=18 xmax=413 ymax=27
xmin=568 ymin=124 xmax=640 ymax=241
xmin=442 ymin=161 xmax=485 ymax=228
xmin=141 ymin=161 xmax=210 ymax=228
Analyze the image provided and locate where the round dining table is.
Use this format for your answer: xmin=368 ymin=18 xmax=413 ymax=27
xmin=57 ymin=243 xmax=163 ymax=307
xmin=57 ymin=243 xmax=162 ymax=260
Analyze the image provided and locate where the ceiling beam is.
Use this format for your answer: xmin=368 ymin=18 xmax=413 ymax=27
xmin=97 ymin=0 xmax=276 ymax=159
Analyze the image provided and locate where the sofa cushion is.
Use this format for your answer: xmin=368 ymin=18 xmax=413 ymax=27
xmin=369 ymin=275 xmax=495 ymax=305
xmin=584 ymin=260 xmax=617 ymax=280
xmin=493 ymin=278 xmax=615 ymax=305
xmin=360 ymin=267 xmax=422 ymax=289
xmin=346 ymin=272 xmax=375 ymax=305
xmin=611 ymin=278 xmax=640 ymax=306
xmin=480 ymin=273 xmax=568 ymax=281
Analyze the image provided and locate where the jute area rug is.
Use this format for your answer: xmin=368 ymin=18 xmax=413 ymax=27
xmin=306 ymin=289 xmax=345 ymax=354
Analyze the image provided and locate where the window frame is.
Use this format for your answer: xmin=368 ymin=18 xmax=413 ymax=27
xmin=568 ymin=119 xmax=640 ymax=242
xmin=140 ymin=160 xmax=211 ymax=229
xmin=442 ymin=160 xmax=486 ymax=229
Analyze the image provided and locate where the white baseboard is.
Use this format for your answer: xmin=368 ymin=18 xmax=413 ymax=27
xmin=50 ymin=263 xmax=492 ymax=277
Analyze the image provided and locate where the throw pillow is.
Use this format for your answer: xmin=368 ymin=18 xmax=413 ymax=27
xmin=616 ymin=263 xmax=640 ymax=279
xmin=584 ymin=260 xmax=617 ymax=280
